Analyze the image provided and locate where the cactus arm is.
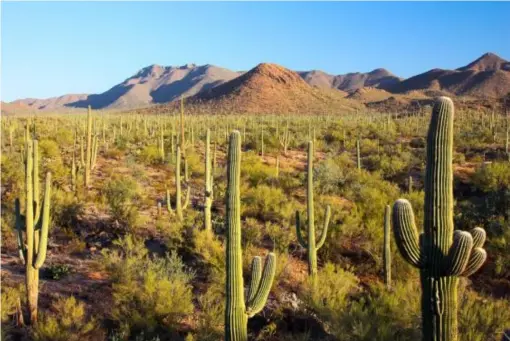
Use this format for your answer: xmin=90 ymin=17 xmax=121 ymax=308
xmin=470 ymin=227 xmax=486 ymax=248
xmin=445 ymin=231 xmax=473 ymax=276
xmin=183 ymin=186 xmax=191 ymax=210
xmin=461 ymin=248 xmax=487 ymax=277
xmin=34 ymin=173 xmax=51 ymax=269
xmin=316 ymin=205 xmax=331 ymax=250
xmin=14 ymin=199 xmax=26 ymax=264
xmin=246 ymin=253 xmax=276 ymax=317
xmin=392 ymin=199 xmax=424 ymax=268
xmin=295 ymin=211 xmax=307 ymax=248
xmin=247 ymin=257 xmax=262 ymax=304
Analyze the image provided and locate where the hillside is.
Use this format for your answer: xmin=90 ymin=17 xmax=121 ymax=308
xmin=384 ymin=53 xmax=510 ymax=98
xmin=12 ymin=94 xmax=89 ymax=111
xmin=299 ymin=68 xmax=401 ymax=91
xmin=188 ymin=63 xmax=361 ymax=114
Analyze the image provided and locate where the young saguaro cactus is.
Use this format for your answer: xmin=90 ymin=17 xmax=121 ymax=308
xmin=15 ymin=139 xmax=52 ymax=324
xmin=225 ymin=131 xmax=276 ymax=341
xmin=167 ymin=146 xmax=190 ymax=220
xmin=392 ymin=97 xmax=487 ymax=341
xmin=85 ymin=105 xmax=93 ymax=187
xmin=296 ymin=140 xmax=331 ymax=278
xmin=204 ymin=129 xmax=213 ymax=234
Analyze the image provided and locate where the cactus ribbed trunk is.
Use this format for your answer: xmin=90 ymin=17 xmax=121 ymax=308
xmin=306 ymin=141 xmax=317 ymax=276
xmin=205 ymin=129 xmax=213 ymax=233
xmin=423 ymin=97 xmax=456 ymax=341
xmin=225 ymin=131 xmax=248 ymax=341
xmin=392 ymin=97 xmax=487 ymax=341
xmin=225 ymin=131 xmax=276 ymax=341
xmin=17 ymin=140 xmax=51 ymax=324
xmin=296 ymin=141 xmax=330 ymax=280
xmin=175 ymin=146 xmax=183 ymax=221
xmin=85 ymin=106 xmax=92 ymax=187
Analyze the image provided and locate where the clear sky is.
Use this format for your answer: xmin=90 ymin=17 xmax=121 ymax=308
xmin=1 ymin=1 xmax=509 ymax=102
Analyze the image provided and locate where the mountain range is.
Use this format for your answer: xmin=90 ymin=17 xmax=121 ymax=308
xmin=4 ymin=52 xmax=509 ymax=114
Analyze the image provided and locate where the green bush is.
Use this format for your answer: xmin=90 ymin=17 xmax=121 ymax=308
xmin=103 ymin=176 xmax=141 ymax=229
xmin=243 ymin=184 xmax=293 ymax=223
xmin=102 ymin=235 xmax=194 ymax=337
xmin=33 ymin=296 xmax=97 ymax=341
xmin=459 ymin=290 xmax=510 ymax=341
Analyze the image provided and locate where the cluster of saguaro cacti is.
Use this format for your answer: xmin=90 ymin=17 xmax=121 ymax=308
xmin=15 ymin=139 xmax=52 ymax=324
xmin=167 ymin=146 xmax=190 ymax=220
xmin=296 ymin=140 xmax=331 ymax=279
xmin=225 ymin=131 xmax=276 ymax=341
xmin=392 ymin=97 xmax=487 ymax=341
xmin=204 ymin=129 xmax=213 ymax=234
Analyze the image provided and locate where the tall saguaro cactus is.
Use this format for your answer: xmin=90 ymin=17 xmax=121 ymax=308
xmin=383 ymin=205 xmax=391 ymax=289
xmin=392 ymin=97 xmax=487 ymax=341
xmin=167 ymin=146 xmax=190 ymax=220
xmin=15 ymin=140 xmax=52 ymax=324
xmin=225 ymin=131 xmax=276 ymax=341
xmin=296 ymin=141 xmax=331 ymax=278
xmin=85 ymin=105 xmax=93 ymax=187
xmin=204 ymin=129 xmax=213 ymax=233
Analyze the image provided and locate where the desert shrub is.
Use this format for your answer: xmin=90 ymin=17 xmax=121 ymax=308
xmin=338 ymin=170 xmax=400 ymax=259
xmin=459 ymin=290 xmax=510 ymax=341
xmin=33 ymin=296 xmax=97 ymax=341
xmin=103 ymin=176 xmax=141 ymax=229
xmin=138 ymin=145 xmax=161 ymax=165
xmin=195 ymin=288 xmax=224 ymax=341
xmin=243 ymin=184 xmax=293 ymax=223
xmin=266 ymin=221 xmax=294 ymax=254
xmin=303 ymin=263 xmax=359 ymax=330
xmin=333 ymin=281 xmax=421 ymax=341
xmin=45 ymin=264 xmax=71 ymax=280
xmin=243 ymin=218 xmax=263 ymax=248
xmin=51 ymin=189 xmax=84 ymax=230
xmin=315 ymin=153 xmax=354 ymax=195
xmin=102 ymin=235 xmax=194 ymax=337
xmin=241 ymin=152 xmax=275 ymax=186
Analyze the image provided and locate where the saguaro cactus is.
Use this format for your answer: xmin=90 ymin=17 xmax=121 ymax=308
xmin=15 ymin=140 xmax=52 ymax=323
xmin=392 ymin=97 xmax=487 ymax=341
xmin=296 ymin=141 xmax=331 ymax=278
xmin=204 ymin=129 xmax=213 ymax=233
xmin=225 ymin=131 xmax=276 ymax=341
xmin=85 ymin=105 xmax=93 ymax=187
xmin=383 ymin=205 xmax=391 ymax=289
xmin=167 ymin=146 xmax=190 ymax=220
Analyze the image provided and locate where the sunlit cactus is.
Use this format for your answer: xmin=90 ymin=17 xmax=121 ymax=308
xmin=225 ymin=130 xmax=276 ymax=341
xmin=392 ymin=97 xmax=487 ymax=341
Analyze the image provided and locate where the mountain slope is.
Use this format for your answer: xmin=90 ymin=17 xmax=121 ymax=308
xmin=187 ymin=63 xmax=361 ymax=114
xmin=67 ymin=64 xmax=242 ymax=109
xmin=384 ymin=53 xmax=510 ymax=98
xmin=12 ymin=94 xmax=89 ymax=111
xmin=299 ymin=68 xmax=401 ymax=91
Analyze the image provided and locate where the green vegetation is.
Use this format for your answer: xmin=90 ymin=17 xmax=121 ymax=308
xmin=1 ymin=98 xmax=508 ymax=340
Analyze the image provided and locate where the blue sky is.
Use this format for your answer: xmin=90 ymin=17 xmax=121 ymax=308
xmin=2 ymin=1 xmax=509 ymax=102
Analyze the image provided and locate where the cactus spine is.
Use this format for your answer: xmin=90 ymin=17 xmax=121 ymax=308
xmin=204 ymin=129 xmax=213 ymax=234
xmin=296 ymin=141 xmax=331 ymax=279
xmin=392 ymin=97 xmax=487 ymax=341
xmin=225 ymin=131 xmax=276 ymax=341
xmin=85 ymin=105 xmax=93 ymax=187
xmin=15 ymin=140 xmax=52 ymax=323
xmin=383 ymin=205 xmax=391 ymax=289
